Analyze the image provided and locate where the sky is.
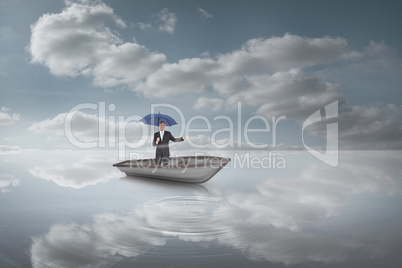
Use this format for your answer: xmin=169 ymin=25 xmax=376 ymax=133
xmin=1 ymin=0 xmax=402 ymax=154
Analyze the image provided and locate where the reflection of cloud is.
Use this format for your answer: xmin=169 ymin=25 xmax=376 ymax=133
xmin=31 ymin=193 xmax=192 ymax=268
xmin=29 ymin=188 xmax=356 ymax=266
xmin=219 ymin=151 xmax=402 ymax=230
xmin=218 ymin=225 xmax=356 ymax=265
xmin=29 ymin=151 xmax=402 ymax=266
xmin=30 ymin=215 xmax=166 ymax=268
xmin=0 ymin=174 xmax=20 ymax=193
xmin=30 ymin=195 xmax=221 ymax=267
xmin=208 ymin=151 xmax=402 ymax=263
xmin=28 ymin=156 xmax=121 ymax=189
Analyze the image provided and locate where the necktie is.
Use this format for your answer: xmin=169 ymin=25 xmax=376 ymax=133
xmin=160 ymin=131 xmax=164 ymax=141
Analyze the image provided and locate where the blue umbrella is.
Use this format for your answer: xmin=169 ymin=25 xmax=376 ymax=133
xmin=139 ymin=112 xmax=178 ymax=126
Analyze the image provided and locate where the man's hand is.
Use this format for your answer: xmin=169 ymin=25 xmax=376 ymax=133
xmin=156 ymin=137 xmax=160 ymax=143
xmin=183 ymin=136 xmax=188 ymax=139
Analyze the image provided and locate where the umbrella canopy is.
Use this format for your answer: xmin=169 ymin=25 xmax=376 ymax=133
xmin=139 ymin=112 xmax=178 ymax=126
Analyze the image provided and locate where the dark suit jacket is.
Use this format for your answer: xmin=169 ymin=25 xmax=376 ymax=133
xmin=153 ymin=131 xmax=184 ymax=160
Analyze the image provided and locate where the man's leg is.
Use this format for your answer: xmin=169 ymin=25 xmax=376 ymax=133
xmin=155 ymin=149 xmax=162 ymax=165
xmin=161 ymin=156 xmax=169 ymax=166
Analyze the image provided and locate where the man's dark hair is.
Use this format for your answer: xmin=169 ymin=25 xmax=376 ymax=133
xmin=160 ymin=121 xmax=166 ymax=125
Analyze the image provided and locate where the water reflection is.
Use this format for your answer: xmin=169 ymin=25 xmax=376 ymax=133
xmin=1 ymin=150 xmax=402 ymax=267
xmin=28 ymin=155 xmax=122 ymax=189
xmin=30 ymin=178 xmax=228 ymax=268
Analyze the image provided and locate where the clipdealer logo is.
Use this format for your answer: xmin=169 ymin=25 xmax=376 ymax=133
xmin=63 ymin=101 xmax=338 ymax=167
xmin=302 ymin=101 xmax=339 ymax=167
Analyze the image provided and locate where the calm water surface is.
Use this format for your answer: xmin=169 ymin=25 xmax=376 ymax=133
xmin=1 ymin=150 xmax=402 ymax=267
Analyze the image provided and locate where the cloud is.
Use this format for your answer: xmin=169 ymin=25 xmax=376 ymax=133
xmin=28 ymin=1 xmax=402 ymax=149
xmin=136 ymin=22 xmax=153 ymax=31
xmin=29 ymin=113 xmax=70 ymax=135
xmin=225 ymin=68 xmax=340 ymax=119
xmin=29 ymin=111 xmax=101 ymax=142
xmin=193 ymin=97 xmax=223 ymax=111
xmin=134 ymin=8 xmax=177 ymax=34
xmin=0 ymin=145 xmax=21 ymax=154
xmin=29 ymin=155 xmax=122 ymax=189
xmin=338 ymin=105 xmax=402 ymax=149
xmin=215 ymin=34 xmax=359 ymax=76
xmin=305 ymin=103 xmax=402 ymax=149
xmin=364 ymin=41 xmax=402 ymax=75
xmin=0 ymin=174 xmax=20 ymax=193
xmin=28 ymin=110 xmax=148 ymax=146
xmin=387 ymin=103 xmax=402 ymax=114
xmin=134 ymin=34 xmax=400 ymax=149
xmin=0 ymin=107 xmax=20 ymax=126
xmin=135 ymin=57 xmax=216 ymax=97
xmin=197 ymin=8 xmax=213 ymax=19
xmin=155 ymin=8 xmax=177 ymax=34
xmin=136 ymin=34 xmax=354 ymax=98
xmin=29 ymin=0 xmax=166 ymax=87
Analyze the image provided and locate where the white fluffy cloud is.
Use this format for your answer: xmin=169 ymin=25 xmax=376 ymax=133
xmin=28 ymin=110 xmax=148 ymax=147
xmin=136 ymin=57 xmax=216 ymax=97
xmin=215 ymin=34 xmax=359 ymax=76
xmin=0 ymin=174 xmax=20 ymax=193
xmin=0 ymin=145 xmax=21 ymax=154
xmin=193 ymin=97 xmax=223 ymax=111
xmin=131 ymin=32 xmax=401 ymax=149
xmin=134 ymin=8 xmax=177 ymax=34
xmin=224 ymin=68 xmax=340 ymax=119
xmin=29 ymin=1 xmax=166 ymax=87
xmin=155 ymin=8 xmax=177 ymax=34
xmin=136 ymin=34 xmax=354 ymax=99
xmin=27 ymin=1 xmax=402 ymax=149
xmin=29 ymin=111 xmax=100 ymax=140
xmin=305 ymin=103 xmax=402 ymax=149
xmin=197 ymin=8 xmax=213 ymax=19
xmin=0 ymin=107 xmax=20 ymax=126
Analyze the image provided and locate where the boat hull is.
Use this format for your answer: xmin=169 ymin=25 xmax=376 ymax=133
xmin=113 ymin=156 xmax=230 ymax=183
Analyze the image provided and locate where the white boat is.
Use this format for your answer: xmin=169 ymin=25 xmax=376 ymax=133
xmin=113 ymin=156 xmax=231 ymax=183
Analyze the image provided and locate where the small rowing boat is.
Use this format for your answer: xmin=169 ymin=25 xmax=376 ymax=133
xmin=113 ymin=156 xmax=231 ymax=183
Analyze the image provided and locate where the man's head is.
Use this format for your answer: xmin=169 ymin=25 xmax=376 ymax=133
xmin=159 ymin=121 xmax=166 ymax=131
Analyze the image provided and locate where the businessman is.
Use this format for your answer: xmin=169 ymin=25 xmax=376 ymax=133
xmin=152 ymin=121 xmax=186 ymax=165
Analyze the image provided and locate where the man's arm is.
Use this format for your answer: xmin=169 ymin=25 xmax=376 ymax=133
xmin=152 ymin=132 xmax=159 ymax=147
xmin=168 ymin=131 xmax=185 ymax=142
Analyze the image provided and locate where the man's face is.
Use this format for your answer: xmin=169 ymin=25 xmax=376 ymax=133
xmin=159 ymin=122 xmax=166 ymax=131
